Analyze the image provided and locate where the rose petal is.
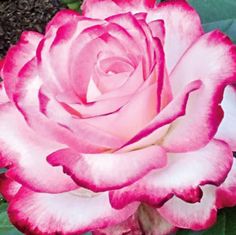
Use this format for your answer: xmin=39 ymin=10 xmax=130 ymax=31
xmin=158 ymin=186 xmax=217 ymax=230
xmin=215 ymin=85 xmax=236 ymax=151
xmin=14 ymin=59 xmax=113 ymax=153
xmin=39 ymin=91 xmax=125 ymax=149
xmin=147 ymin=0 xmax=203 ymax=73
xmin=93 ymin=214 xmax=142 ymax=235
xmin=82 ymin=0 xmax=121 ymax=19
xmin=45 ymin=9 xmax=81 ymax=33
xmin=122 ymin=80 xmax=202 ymax=148
xmin=148 ymin=19 xmax=165 ymax=45
xmin=67 ymin=62 xmax=144 ymax=118
xmin=1 ymin=31 xmax=43 ymax=100
xmin=113 ymin=0 xmax=156 ymax=9
xmin=39 ymin=15 xmax=104 ymax=101
xmin=170 ymin=31 xmax=236 ymax=94
xmin=216 ymin=158 xmax=236 ymax=208
xmin=106 ymin=13 xmax=153 ymax=75
xmin=0 ymin=83 xmax=9 ymax=104
xmin=163 ymin=30 xmax=236 ymax=152
xmin=47 ymin=145 xmax=167 ymax=192
xmin=8 ymin=188 xmax=139 ymax=235
xmin=70 ymin=30 xmax=126 ymax=101
xmin=82 ymin=0 xmax=156 ymax=19
xmin=84 ymin=82 xmax=158 ymax=140
xmin=0 ymin=103 xmax=77 ymax=193
xmin=110 ymin=139 xmax=232 ymax=209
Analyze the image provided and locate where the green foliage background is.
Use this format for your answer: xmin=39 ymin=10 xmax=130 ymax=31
xmin=0 ymin=0 xmax=236 ymax=234
xmin=189 ymin=0 xmax=236 ymax=43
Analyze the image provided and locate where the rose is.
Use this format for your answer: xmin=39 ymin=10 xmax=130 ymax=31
xmin=0 ymin=0 xmax=236 ymax=234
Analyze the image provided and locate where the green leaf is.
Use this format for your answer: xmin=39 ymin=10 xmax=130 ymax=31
xmin=0 ymin=168 xmax=6 ymax=174
xmin=0 ymin=203 xmax=22 ymax=235
xmin=188 ymin=0 xmax=236 ymax=43
xmin=176 ymin=229 xmax=203 ymax=235
xmin=61 ymin=0 xmax=78 ymax=4
xmin=203 ymin=19 xmax=236 ymax=43
xmin=61 ymin=0 xmax=82 ymax=11
xmin=202 ymin=211 xmax=225 ymax=235
xmin=0 ymin=203 xmax=8 ymax=213
xmin=67 ymin=1 xmax=81 ymax=10
xmin=224 ymin=207 xmax=236 ymax=235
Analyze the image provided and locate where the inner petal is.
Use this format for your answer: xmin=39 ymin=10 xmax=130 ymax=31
xmin=86 ymin=78 xmax=102 ymax=102
xmin=99 ymin=56 xmax=134 ymax=74
xmin=92 ymin=54 xmax=135 ymax=94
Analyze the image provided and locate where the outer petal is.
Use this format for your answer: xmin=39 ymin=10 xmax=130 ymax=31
xmin=1 ymin=31 xmax=43 ymax=100
xmin=0 ymin=174 xmax=21 ymax=202
xmin=147 ymin=0 xmax=203 ymax=72
xmin=158 ymin=186 xmax=217 ymax=230
xmin=215 ymin=85 xmax=236 ymax=151
xmin=138 ymin=205 xmax=176 ymax=235
xmin=216 ymin=158 xmax=236 ymax=208
xmin=82 ymin=0 xmax=156 ymax=19
xmin=82 ymin=0 xmax=121 ymax=19
xmin=163 ymin=31 xmax=236 ymax=152
xmin=113 ymin=0 xmax=156 ymax=8
xmin=0 ymin=103 xmax=77 ymax=193
xmin=47 ymin=145 xmax=167 ymax=192
xmin=170 ymin=30 xmax=236 ymax=94
xmin=8 ymin=187 xmax=139 ymax=235
xmin=110 ymin=140 xmax=232 ymax=209
xmin=45 ymin=9 xmax=81 ymax=33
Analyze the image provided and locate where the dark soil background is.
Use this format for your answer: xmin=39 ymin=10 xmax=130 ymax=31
xmin=0 ymin=0 xmax=67 ymax=58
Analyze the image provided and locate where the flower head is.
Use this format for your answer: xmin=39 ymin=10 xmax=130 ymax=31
xmin=0 ymin=0 xmax=236 ymax=234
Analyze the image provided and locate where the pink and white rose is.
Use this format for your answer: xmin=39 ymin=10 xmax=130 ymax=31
xmin=0 ymin=0 xmax=236 ymax=234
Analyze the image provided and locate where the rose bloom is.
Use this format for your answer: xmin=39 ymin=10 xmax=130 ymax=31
xmin=0 ymin=0 xmax=236 ymax=234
